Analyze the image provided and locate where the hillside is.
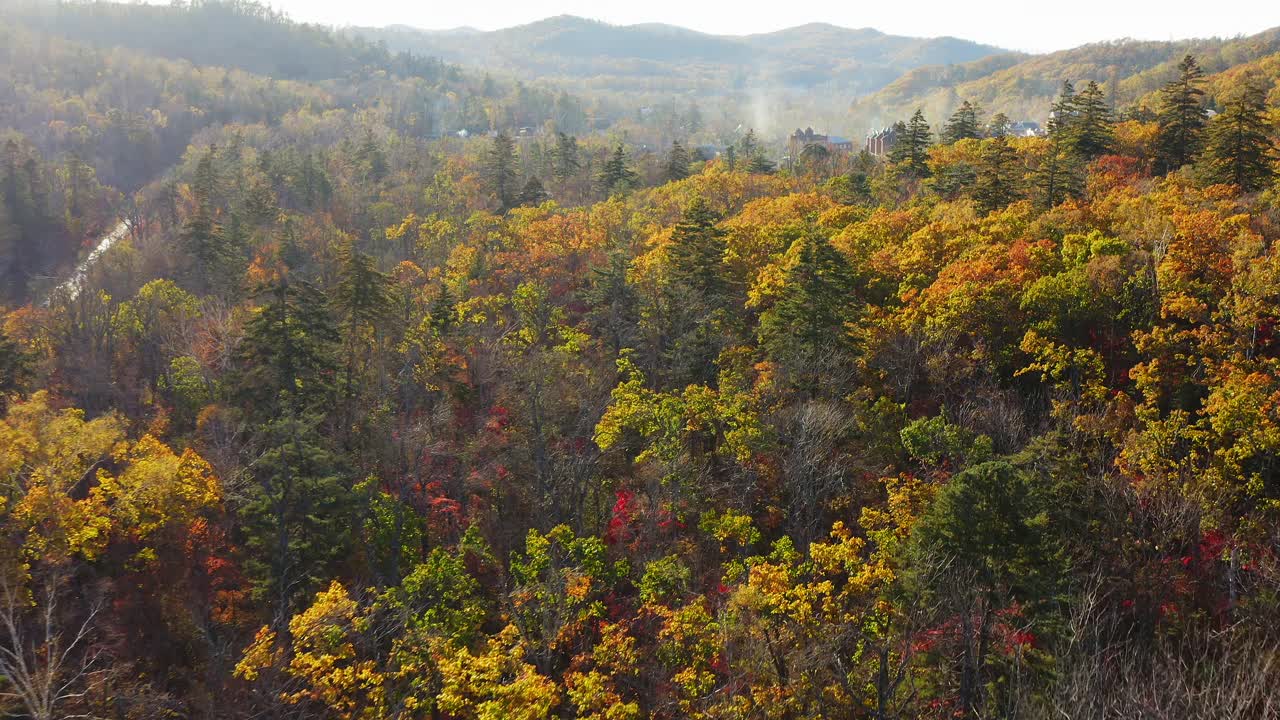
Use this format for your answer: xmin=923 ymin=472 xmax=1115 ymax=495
xmin=851 ymin=26 xmax=1280 ymax=132
xmin=349 ymin=15 xmax=1008 ymax=99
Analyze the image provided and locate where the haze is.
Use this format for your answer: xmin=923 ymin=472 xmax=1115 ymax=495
xmin=236 ymin=0 xmax=1274 ymax=53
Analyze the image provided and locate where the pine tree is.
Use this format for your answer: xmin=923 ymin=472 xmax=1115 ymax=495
xmin=1046 ymin=81 xmax=1077 ymax=138
xmin=582 ymin=250 xmax=640 ymax=357
xmin=759 ymin=233 xmax=859 ymax=376
xmin=234 ymin=272 xmax=340 ymax=419
xmin=1056 ymin=81 xmax=1113 ymax=160
xmin=518 ymin=176 xmax=549 ymax=206
xmin=737 ymin=129 xmax=776 ymax=174
xmin=1034 ymin=137 xmax=1083 ymax=209
xmin=485 ymin=132 xmax=519 ymax=211
xmin=943 ymin=101 xmax=983 ymax=143
xmin=662 ymin=198 xmax=735 ymax=386
xmin=357 ymin=129 xmax=388 ymax=181
xmin=181 ymin=148 xmax=234 ymax=293
xmin=890 ymin=109 xmax=933 ymax=179
xmin=973 ymin=136 xmax=1023 ymax=214
xmin=1155 ymin=55 xmax=1209 ymax=173
xmin=1201 ymin=79 xmax=1276 ymax=193
xmin=597 ymin=144 xmax=637 ymax=196
xmin=0 ymin=324 xmax=29 ymax=407
xmin=665 ymin=140 xmax=693 ymax=182
xmin=988 ymin=112 xmax=1012 ymax=139
xmin=551 ymin=131 xmax=580 ymax=181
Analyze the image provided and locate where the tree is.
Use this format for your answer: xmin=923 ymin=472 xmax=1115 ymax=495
xmin=758 ymin=233 xmax=859 ymax=388
xmin=485 ymin=132 xmax=519 ymax=211
xmin=1034 ymin=136 xmax=1083 ymax=209
xmin=944 ymin=100 xmax=983 ymax=143
xmin=973 ymin=136 xmax=1023 ymax=214
xmin=665 ymin=140 xmax=692 ymax=182
xmin=1200 ymin=79 xmax=1276 ymax=193
xmin=551 ymin=132 xmax=580 ymax=181
xmin=662 ymin=198 xmax=735 ymax=386
xmin=737 ymin=129 xmax=776 ymax=173
xmin=988 ymin=112 xmax=1012 ymax=138
xmin=597 ymin=144 xmax=637 ymax=196
xmin=1154 ymin=55 xmax=1209 ymax=173
xmin=518 ymin=176 xmax=549 ymax=206
xmin=889 ymin=109 xmax=932 ymax=179
xmin=1053 ymin=81 xmax=1113 ymax=160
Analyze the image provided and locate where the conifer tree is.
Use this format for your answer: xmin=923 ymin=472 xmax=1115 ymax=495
xmin=759 ymin=233 xmax=859 ymax=377
xmin=518 ymin=176 xmax=549 ymax=206
xmin=665 ymin=140 xmax=693 ymax=182
xmin=943 ymin=101 xmax=983 ymax=143
xmin=1069 ymin=81 xmax=1114 ymax=160
xmin=1201 ymin=79 xmax=1276 ymax=193
xmin=988 ymin=112 xmax=1012 ymax=138
xmin=662 ymin=198 xmax=734 ymax=386
xmin=973 ymin=136 xmax=1023 ymax=214
xmin=890 ymin=109 xmax=933 ymax=178
xmin=485 ymin=132 xmax=519 ymax=211
xmin=551 ymin=131 xmax=580 ymax=181
xmin=597 ymin=144 xmax=637 ymax=196
xmin=1034 ymin=137 xmax=1083 ymax=209
xmin=1155 ymin=55 xmax=1209 ymax=173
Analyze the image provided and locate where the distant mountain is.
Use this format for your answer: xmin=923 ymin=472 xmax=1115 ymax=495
xmin=851 ymin=27 xmax=1280 ymax=131
xmin=347 ymin=15 xmax=1008 ymax=100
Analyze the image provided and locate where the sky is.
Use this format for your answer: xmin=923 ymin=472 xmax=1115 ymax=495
xmin=245 ymin=0 xmax=1279 ymax=53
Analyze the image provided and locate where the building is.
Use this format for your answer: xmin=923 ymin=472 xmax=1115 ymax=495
xmin=789 ymin=127 xmax=855 ymax=157
xmin=864 ymin=126 xmax=897 ymax=156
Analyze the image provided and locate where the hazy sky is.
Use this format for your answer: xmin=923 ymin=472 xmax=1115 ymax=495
xmin=248 ymin=0 xmax=1278 ymax=53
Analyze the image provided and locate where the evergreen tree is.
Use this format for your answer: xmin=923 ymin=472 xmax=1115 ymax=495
xmin=581 ymin=250 xmax=640 ymax=358
xmin=973 ymin=136 xmax=1023 ymax=214
xmin=988 ymin=112 xmax=1012 ymax=138
xmin=759 ymin=233 xmax=859 ymax=384
xmin=551 ymin=131 xmax=580 ymax=181
xmin=662 ymin=198 xmax=735 ymax=386
xmin=1034 ymin=137 xmax=1083 ymax=209
xmin=1046 ymin=81 xmax=1077 ymax=138
xmin=180 ymin=148 xmax=235 ymax=293
xmin=1068 ymin=81 xmax=1114 ymax=160
xmin=737 ymin=129 xmax=776 ymax=174
xmin=1155 ymin=55 xmax=1209 ymax=173
xmin=485 ymin=132 xmax=519 ymax=211
xmin=356 ymin=129 xmax=388 ymax=181
xmin=0 ymin=324 xmax=29 ymax=407
xmin=597 ymin=144 xmax=637 ymax=196
xmin=1201 ymin=79 xmax=1276 ymax=193
xmin=518 ymin=176 xmax=549 ymax=206
xmin=943 ymin=100 xmax=983 ymax=143
xmin=240 ymin=408 xmax=354 ymax=623
xmin=665 ymin=140 xmax=693 ymax=182
xmin=890 ymin=109 xmax=933 ymax=179
xmin=233 ymin=272 xmax=340 ymax=419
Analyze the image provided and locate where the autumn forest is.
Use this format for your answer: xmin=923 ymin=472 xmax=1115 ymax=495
xmin=2 ymin=1 xmax=1280 ymax=719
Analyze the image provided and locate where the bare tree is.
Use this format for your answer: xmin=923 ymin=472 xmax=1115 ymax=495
xmin=0 ymin=569 xmax=104 ymax=720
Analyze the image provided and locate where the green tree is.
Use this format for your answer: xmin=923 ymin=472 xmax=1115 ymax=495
xmin=597 ymin=144 xmax=637 ymax=196
xmin=758 ymin=233 xmax=859 ymax=387
xmin=1056 ymin=80 xmax=1113 ymax=160
xmin=1034 ymin=137 xmax=1083 ymax=209
xmin=973 ymin=136 xmax=1023 ymax=214
xmin=1200 ymin=79 xmax=1276 ymax=192
xmin=486 ymin=132 xmax=519 ymax=211
xmin=943 ymin=100 xmax=983 ymax=143
xmin=1154 ymin=55 xmax=1209 ymax=173
xmin=889 ymin=109 xmax=932 ymax=179
xmin=518 ymin=176 xmax=549 ymax=206
xmin=665 ymin=140 xmax=693 ymax=182
xmin=551 ymin=132 xmax=580 ymax=181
